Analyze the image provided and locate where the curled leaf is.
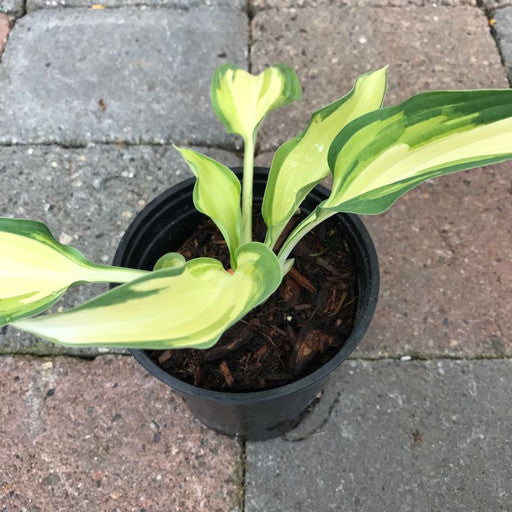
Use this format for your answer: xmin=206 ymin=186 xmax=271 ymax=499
xmin=211 ymin=63 xmax=302 ymax=142
xmin=153 ymin=252 xmax=186 ymax=271
xmin=175 ymin=146 xmax=241 ymax=262
xmin=12 ymin=243 xmax=283 ymax=349
xmin=262 ymin=67 xmax=388 ymax=247
xmin=323 ymin=89 xmax=512 ymax=214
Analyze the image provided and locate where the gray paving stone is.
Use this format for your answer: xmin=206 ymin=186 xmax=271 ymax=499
xmin=482 ymin=0 xmax=512 ymax=12
xmin=494 ymin=7 xmax=512 ymax=83
xmin=251 ymin=6 xmax=508 ymax=152
xmin=246 ymin=359 xmax=512 ymax=512
xmin=28 ymin=0 xmax=246 ymax=12
xmin=255 ymin=152 xmax=512 ymax=359
xmin=0 ymin=144 xmax=240 ymax=355
xmin=0 ymin=355 xmax=242 ymax=512
xmin=0 ymin=7 xmax=247 ymax=146
xmin=251 ymin=0 xmax=475 ymax=8
xmin=0 ymin=0 xmax=23 ymax=16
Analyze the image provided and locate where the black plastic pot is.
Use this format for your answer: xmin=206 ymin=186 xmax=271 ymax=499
xmin=112 ymin=167 xmax=379 ymax=441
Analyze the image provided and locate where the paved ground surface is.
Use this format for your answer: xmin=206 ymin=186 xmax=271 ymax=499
xmin=0 ymin=0 xmax=511 ymax=510
xmin=0 ymin=145 xmax=239 ymax=356
xmin=0 ymin=356 xmax=242 ymax=512
xmin=0 ymin=8 xmax=246 ymax=146
xmin=246 ymin=359 xmax=512 ymax=512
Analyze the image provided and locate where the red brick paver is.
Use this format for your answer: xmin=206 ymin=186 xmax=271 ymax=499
xmin=252 ymin=4 xmax=511 ymax=357
xmin=0 ymin=14 xmax=13 ymax=56
xmin=0 ymin=356 xmax=241 ymax=512
xmin=256 ymin=151 xmax=512 ymax=358
xmin=251 ymin=6 xmax=508 ymax=151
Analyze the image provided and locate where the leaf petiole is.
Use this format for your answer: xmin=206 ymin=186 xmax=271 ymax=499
xmin=277 ymin=207 xmax=335 ymax=266
xmin=241 ymin=136 xmax=255 ymax=243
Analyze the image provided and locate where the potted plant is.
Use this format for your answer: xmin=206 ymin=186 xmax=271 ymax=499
xmin=1 ymin=64 xmax=511 ymax=440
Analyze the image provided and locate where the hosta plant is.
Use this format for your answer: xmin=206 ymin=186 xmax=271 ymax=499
xmin=2 ymin=64 xmax=512 ymax=350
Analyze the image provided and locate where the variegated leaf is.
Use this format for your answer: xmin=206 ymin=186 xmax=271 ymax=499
xmin=262 ymin=67 xmax=388 ymax=247
xmin=323 ymin=89 xmax=512 ymax=214
xmin=211 ymin=63 xmax=302 ymax=142
xmin=0 ymin=217 xmax=148 ymax=324
xmin=175 ymin=146 xmax=241 ymax=262
xmin=12 ymin=242 xmax=282 ymax=350
xmin=153 ymin=252 xmax=186 ymax=271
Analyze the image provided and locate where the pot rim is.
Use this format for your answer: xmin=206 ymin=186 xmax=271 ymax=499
xmin=116 ymin=167 xmax=380 ymax=405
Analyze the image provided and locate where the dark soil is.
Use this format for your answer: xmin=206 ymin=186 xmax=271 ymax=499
xmin=146 ymin=213 xmax=358 ymax=392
